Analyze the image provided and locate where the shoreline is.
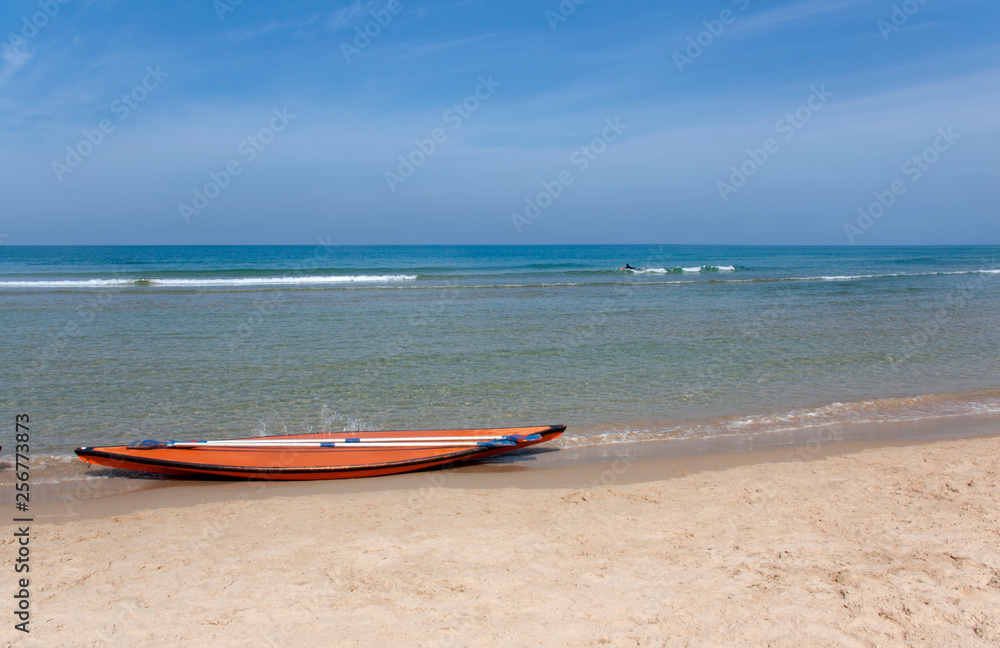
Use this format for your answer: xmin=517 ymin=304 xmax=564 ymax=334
xmin=10 ymin=387 xmax=1000 ymax=504
xmin=31 ymin=411 xmax=1000 ymax=523
xmin=18 ymin=428 xmax=1000 ymax=646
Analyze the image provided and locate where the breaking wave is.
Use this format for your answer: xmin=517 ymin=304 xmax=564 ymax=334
xmin=0 ymin=275 xmax=418 ymax=288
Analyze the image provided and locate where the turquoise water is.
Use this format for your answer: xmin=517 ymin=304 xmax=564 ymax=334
xmin=2 ymin=245 xmax=999 ymax=476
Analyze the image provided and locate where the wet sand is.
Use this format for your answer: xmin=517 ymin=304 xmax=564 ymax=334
xmin=23 ymin=411 xmax=1000 ymax=521
xmin=3 ymin=417 xmax=999 ymax=647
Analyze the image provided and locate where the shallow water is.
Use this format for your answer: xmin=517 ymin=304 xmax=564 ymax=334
xmin=2 ymin=244 xmax=998 ymax=483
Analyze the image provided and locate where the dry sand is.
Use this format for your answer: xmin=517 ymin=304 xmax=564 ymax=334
xmin=4 ymin=435 xmax=1000 ymax=648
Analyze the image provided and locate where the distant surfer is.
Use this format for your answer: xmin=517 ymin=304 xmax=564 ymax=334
xmin=622 ymin=264 xmax=636 ymax=271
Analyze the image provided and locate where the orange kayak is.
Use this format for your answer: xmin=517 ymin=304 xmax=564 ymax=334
xmin=75 ymin=425 xmax=565 ymax=480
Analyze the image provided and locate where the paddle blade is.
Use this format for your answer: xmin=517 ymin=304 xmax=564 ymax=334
xmin=478 ymin=440 xmax=518 ymax=448
xmin=127 ymin=440 xmax=170 ymax=450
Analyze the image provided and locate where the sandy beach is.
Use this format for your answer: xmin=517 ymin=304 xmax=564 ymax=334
xmin=4 ymin=429 xmax=998 ymax=648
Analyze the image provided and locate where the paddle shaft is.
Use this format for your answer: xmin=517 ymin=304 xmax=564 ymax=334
xmin=192 ymin=435 xmax=526 ymax=445
xmin=165 ymin=440 xmax=516 ymax=449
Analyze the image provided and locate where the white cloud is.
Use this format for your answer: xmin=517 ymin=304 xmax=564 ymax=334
xmin=0 ymin=42 xmax=34 ymax=86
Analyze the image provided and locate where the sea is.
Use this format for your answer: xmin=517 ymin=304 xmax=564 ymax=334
xmin=1 ymin=245 xmax=999 ymax=486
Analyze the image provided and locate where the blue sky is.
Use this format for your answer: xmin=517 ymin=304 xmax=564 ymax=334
xmin=1 ymin=0 xmax=997 ymax=244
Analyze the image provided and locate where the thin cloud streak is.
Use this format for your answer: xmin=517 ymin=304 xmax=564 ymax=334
xmin=328 ymin=1 xmax=378 ymax=32
xmin=401 ymin=30 xmax=516 ymax=56
xmin=732 ymin=0 xmax=862 ymax=34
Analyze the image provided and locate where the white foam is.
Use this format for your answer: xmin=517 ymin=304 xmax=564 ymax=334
xmin=151 ymin=275 xmax=417 ymax=286
xmin=0 ymin=275 xmax=418 ymax=288
xmin=815 ymin=269 xmax=1000 ymax=282
xmin=0 ymin=278 xmax=136 ymax=288
xmin=633 ymin=264 xmax=737 ymax=274
xmin=560 ymin=391 xmax=1000 ymax=448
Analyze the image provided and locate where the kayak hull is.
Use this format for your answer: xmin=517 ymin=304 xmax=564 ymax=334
xmin=75 ymin=425 xmax=565 ymax=480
